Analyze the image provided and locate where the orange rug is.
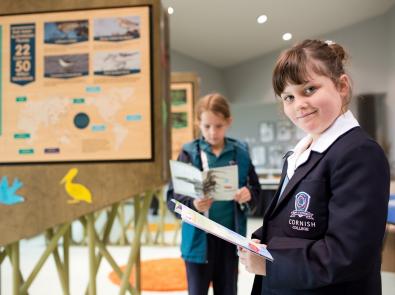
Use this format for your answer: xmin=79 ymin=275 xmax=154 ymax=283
xmin=108 ymin=258 xmax=187 ymax=291
xmin=147 ymin=223 xmax=178 ymax=232
xmin=129 ymin=223 xmax=178 ymax=232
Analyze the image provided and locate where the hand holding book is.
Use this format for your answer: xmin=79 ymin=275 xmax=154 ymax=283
xmin=234 ymin=186 xmax=252 ymax=204
xmin=172 ymin=199 xmax=274 ymax=261
xmin=193 ymin=197 xmax=214 ymax=212
xmin=238 ymin=240 xmax=268 ymax=275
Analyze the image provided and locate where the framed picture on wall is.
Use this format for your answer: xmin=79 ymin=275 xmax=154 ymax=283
xmin=171 ymin=88 xmax=188 ymax=106
xmin=268 ymin=145 xmax=285 ymax=169
xmin=171 ymin=112 xmax=188 ymax=129
xmin=276 ymin=120 xmax=293 ymax=141
xmin=259 ymin=121 xmax=275 ymax=143
xmin=251 ymin=145 xmax=266 ymax=166
xmin=170 ymin=72 xmax=200 ymax=160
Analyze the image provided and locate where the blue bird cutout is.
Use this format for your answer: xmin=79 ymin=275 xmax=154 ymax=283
xmin=0 ymin=176 xmax=25 ymax=205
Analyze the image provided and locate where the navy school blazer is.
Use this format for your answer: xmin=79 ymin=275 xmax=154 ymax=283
xmin=251 ymin=127 xmax=390 ymax=295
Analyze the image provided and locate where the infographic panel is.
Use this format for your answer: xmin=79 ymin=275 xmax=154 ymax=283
xmin=0 ymin=6 xmax=152 ymax=163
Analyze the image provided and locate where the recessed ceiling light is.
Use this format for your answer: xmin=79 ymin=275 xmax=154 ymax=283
xmin=257 ymin=14 xmax=268 ymax=24
xmin=167 ymin=7 xmax=174 ymax=15
xmin=282 ymin=33 xmax=292 ymax=41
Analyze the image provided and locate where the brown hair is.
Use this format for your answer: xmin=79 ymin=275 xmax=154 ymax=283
xmin=272 ymin=39 xmax=352 ymax=109
xmin=195 ymin=93 xmax=231 ymax=122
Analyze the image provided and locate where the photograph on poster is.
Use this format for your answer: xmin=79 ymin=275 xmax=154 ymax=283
xmin=251 ymin=145 xmax=266 ymax=166
xmin=276 ymin=120 xmax=293 ymax=141
xmin=44 ymin=20 xmax=89 ymax=44
xmin=94 ymin=51 xmax=140 ymax=76
xmin=172 ymin=112 xmax=188 ymax=129
xmin=171 ymin=89 xmax=187 ymax=106
xmin=44 ymin=53 xmax=89 ymax=78
xmin=94 ymin=16 xmax=140 ymax=41
xmin=259 ymin=121 xmax=275 ymax=143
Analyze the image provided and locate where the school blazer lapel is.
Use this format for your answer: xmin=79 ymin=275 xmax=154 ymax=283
xmin=271 ymin=152 xmax=325 ymax=214
xmin=262 ymin=153 xmax=290 ymax=222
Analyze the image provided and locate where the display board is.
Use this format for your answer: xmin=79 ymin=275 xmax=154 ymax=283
xmin=0 ymin=6 xmax=152 ymax=163
xmin=0 ymin=0 xmax=170 ymax=246
xmin=170 ymin=72 xmax=199 ymax=160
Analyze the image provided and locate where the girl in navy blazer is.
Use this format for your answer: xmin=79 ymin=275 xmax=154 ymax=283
xmin=239 ymin=39 xmax=390 ymax=295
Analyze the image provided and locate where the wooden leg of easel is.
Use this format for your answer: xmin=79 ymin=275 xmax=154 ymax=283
xmin=87 ymin=213 xmax=97 ymax=295
xmin=11 ymin=242 xmax=20 ymax=295
xmin=118 ymin=190 xmax=153 ymax=295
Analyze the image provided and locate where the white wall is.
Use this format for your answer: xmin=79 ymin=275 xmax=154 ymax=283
xmin=223 ymin=51 xmax=279 ymax=104
xmin=325 ymin=14 xmax=389 ymax=95
xmin=222 ymin=11 xmax=395 ymax=168
xmin=170 ymin=9 xmax=395 ymax=169
xmin=170 ymin=49 xmax=227 ymax=97
xmin=224 ymin=13 xmax=390 ymax=103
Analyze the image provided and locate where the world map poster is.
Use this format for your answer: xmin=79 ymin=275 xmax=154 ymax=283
xmin=0 ymin=6 xmax=152 ymax=163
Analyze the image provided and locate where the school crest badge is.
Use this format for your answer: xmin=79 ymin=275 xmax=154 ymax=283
xmin=290 ymin=191 xmax=314 ymax=220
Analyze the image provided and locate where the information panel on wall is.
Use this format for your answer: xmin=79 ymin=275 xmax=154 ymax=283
xmin=171 ymin=82 xmax=194 ymax=160
xmin=0 ymin=6 xmax=152 ymax=163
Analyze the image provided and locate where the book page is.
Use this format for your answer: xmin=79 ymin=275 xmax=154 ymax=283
xmin=202 ymin=165 xmax=238 ymax=200
xmin=170 ymin=160 xmax=203 ymax=198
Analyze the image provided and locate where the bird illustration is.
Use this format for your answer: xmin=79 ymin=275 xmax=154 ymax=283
xmin=56 ymin=22 xmax=80 ymax=34
xmin=0 ymin=176 xmax=24 ymax=205
xmin=60 ymin=168 xmax=92 ymax=204
xmin=58 ymin=58 xmax=74 ymax=70
xmin=117 ymin=17 xmax=139 ymax=31
xmin=103 ymin=52 xmax=137 ymax=70
xmin=117 ymin=17 xmax=140 ymax=38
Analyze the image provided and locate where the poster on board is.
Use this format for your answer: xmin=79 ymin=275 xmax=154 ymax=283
xmin=0 ymin=6 xmax=152 ymax=163
xmin=171 ymin=82 xmax=194 ymax=160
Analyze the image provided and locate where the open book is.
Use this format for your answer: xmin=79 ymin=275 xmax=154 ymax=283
xmin=169 ymin=160 xmax=238 ymax=201
xmin=172 ymin=199 xmax=273 ymax=261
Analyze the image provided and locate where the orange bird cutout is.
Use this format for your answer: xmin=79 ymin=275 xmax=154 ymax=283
xmin=60 ymin=168 xmax=92 ymax=204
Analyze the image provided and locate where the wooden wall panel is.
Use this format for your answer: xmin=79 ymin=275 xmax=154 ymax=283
xmin=0 ymin=0 xmax=170 ymax=245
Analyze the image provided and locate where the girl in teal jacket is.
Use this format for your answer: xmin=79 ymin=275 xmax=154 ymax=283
xmin=167 ymin=93 xmax=261 ymax=295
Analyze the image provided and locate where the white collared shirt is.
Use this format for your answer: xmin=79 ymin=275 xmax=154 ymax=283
xmin=286 ymin=110 xmax=359 ymax=179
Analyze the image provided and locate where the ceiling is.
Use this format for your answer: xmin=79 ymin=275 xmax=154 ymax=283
xmin=161 ymin=0 xmax=395 ymax=68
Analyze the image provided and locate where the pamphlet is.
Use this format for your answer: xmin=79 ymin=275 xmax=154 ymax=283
xmin=169 ymin=160 xmax=238 ymax=201
xmin=172 ymin=199 xmax=274 ymax=261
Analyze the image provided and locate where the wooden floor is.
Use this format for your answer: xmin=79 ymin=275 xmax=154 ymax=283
xmin=382 ymin=225 xmax=395 ymax=272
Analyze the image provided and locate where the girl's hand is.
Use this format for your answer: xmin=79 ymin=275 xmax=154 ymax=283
xmin=238 ymin=239 xmax=267 ymax=275
xmin=193 ymin=197 xmax=214 ymax=212
xmin=234 ymin=187 xmax=251 ymax=204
